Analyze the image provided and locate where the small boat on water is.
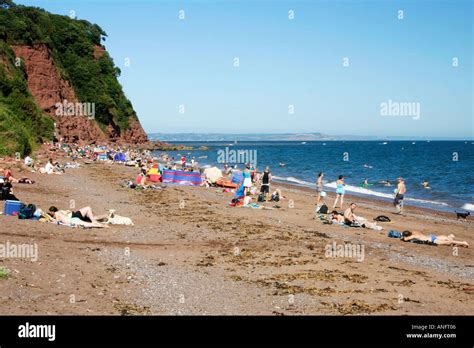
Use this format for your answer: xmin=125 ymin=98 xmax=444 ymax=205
xmin=279 ymin=162 xmax=286 ymax=167
xmin=382 ymin=142 xmax=388 ymax=145
xmin=301 ymin=142 xmax=306 ymax=144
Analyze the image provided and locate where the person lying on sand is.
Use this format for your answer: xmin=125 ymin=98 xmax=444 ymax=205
xmin=270 ymin=188 xmax=285 ymax=201
xmin=1 ymin=168 xmax=18 ymax=183
xmin=402 ymin=230 xmax=469 ymax=247
xmin=330 ymin=210 xmax=345 ymax=224
xmin=48 ymin=206 xmax=108 ymax=228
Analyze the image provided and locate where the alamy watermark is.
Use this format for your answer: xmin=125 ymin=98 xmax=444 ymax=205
xmin=55 ymin=99 xmax=95 ymax=120
xmin=380 ymin=99 xmax=420 ymax=120
xmin=217 ymin=147 xmax=257 ymax=166
xmin=0 ymin=241 xmax=38 ymax=262
xmin=325 ymin=241 xmax=365 ymax=262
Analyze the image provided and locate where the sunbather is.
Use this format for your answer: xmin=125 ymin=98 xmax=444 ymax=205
xmin=1 ymin=168 xmax=18 ymax=183
xmin=401 ymin=230 xmax=469 ymax=247
xmin=330 ymin=210 xmax=345 ymax=224
xmin=48 ymin=206 xmax=108 ymax=228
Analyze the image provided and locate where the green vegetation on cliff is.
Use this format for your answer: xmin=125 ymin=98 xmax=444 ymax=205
xmin=0 ymin=39 xmax=53 ymax=156
xmin=0 ymin=0 xmax=142 ymax=155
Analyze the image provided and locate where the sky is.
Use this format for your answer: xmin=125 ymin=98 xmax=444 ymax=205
xmin=16 ymin=0 xmax=473 ymax=138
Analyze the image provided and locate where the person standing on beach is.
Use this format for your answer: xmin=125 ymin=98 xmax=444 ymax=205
xmin=181 ymin=156 xmax=186 ymax=169
xmin=260 ymin=166 xmax=272 ymax=201
xmin=394 ymin=177 xmax=406 ymax=214
xmin=333 ymin=175 xmax=345 ymax=209
xmin=243 ymin=165 xmax=252 ymax=195
xmin=316 ymin=172 xmax=324 ymax=206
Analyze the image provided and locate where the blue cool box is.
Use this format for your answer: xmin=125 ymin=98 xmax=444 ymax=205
xmin=4 ymin=200 xmax=22 ymax=215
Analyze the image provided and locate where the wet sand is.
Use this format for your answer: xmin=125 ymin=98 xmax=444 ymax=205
xmin=0 ymin=158 xmax=473 ymax=315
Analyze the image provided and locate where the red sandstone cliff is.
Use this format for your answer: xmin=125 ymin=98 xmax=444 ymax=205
xmin=12 ymin=44 xmax=148 ymax=145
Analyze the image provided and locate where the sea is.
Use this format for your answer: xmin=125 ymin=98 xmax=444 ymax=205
xmin=152 ymin=141 xmax=474 ymax=213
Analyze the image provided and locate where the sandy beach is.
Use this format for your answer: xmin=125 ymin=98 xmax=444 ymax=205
xmin=0 ymin=154 xmax=473 ymax=316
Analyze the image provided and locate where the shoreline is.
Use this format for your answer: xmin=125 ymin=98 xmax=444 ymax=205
xmin=0 ymin=153 xmax=473 ymax=315
xmin=152 ymin=140 xmax=474 ymax=215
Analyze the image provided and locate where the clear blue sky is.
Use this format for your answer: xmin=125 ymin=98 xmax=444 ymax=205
xmin=17 ymin=0 xmax=473 ymax=137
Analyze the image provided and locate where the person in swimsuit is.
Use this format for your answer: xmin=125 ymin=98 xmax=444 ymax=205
xmin=260 ymin=167 xmax=272 ymax=200
xmin=242 ymin=166 xmax=252 ymax=195
xmin=1 ymin=168 xmax=18 ymax=183
xmin=48 ymin=206 xmax=108 ymax=228
xmin=333 ymin=175 xmax=345 ymax=209
xmin=402 ymin=230 xmax=469 ymax=247
xmin=49 ymin=206 xmax=103 ymax=223
xmin=316 ymin=172 xmax=324 ymax=206
xmin=394 ymin=177 xmax=406 ymax=214
xmin=422 ymin=180 xmax=430 ymax=189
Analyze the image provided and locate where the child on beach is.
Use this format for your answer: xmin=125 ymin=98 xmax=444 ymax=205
xmin=316 ymin=172 xmax=324 ymax=206
xmin=243 ymin=166 xmax=252 ymax=195
xmin=243 ymin=192 xmax=252 ymax=206
xmin=333 ymin=175 xmax=345 ymax=209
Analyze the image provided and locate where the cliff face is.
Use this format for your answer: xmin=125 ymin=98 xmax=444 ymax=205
xmin=12 ymin=44 xmax=148 ymax=145
xmin=0 ymin=2 xmax=149 ymax=149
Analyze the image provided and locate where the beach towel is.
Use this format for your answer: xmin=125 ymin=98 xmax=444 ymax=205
xmin=162 ymin=169 xmax=202 ymax=186
xmin=97 ymin=153 xmax=108 ymax=161
xmin=234 ymin=183 xmax=245 ymax=199
xmin=409 ymin=238 xmax=437 ymax=246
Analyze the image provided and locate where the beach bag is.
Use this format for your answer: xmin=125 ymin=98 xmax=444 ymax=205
xmin=388 ymin=230 xmax=402 ymax=238
xmin=18 ymin=203 xmax=36 ymax=220
xmin=318 ymin=204 xmax=329 ymax=214
xmin=257 ymin=194 xmax=265 ymax=202
xmin=375 ymin=215 xmax=391 ymax=222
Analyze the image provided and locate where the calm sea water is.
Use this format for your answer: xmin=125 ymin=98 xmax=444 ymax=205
xmin=153 ymin=141 xmax=474 ymax=212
